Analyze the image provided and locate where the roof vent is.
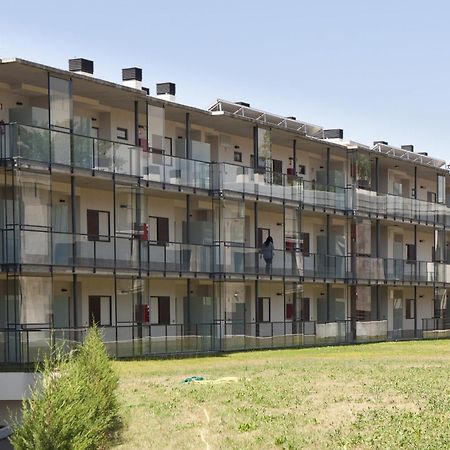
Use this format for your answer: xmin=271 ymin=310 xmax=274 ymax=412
xmin=156 ymin=82 xmax=176 ymax=102
xmin=235 ymin=101 xmax=250 ymax=108
xmin=286 ymin=116 xmax=297 ymax=120
xmin=418 ymin=151 xmax=428 ymax=156
xmin=122 ymin=67 xmax=142 ymax=90
xmin=323 ymin=129 xmax=344 ymax=139
xmin=401 ymin=145 xmax=414 ymax=152
xmin=68 ymin=58 xmax=94 ymax=76
xmin=141 ymin=86 xmax=150 ymax=95
xmin=373 ymin=140 xmax=388 ymax=146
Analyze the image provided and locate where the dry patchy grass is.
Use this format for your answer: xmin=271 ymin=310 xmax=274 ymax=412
xmin=112 ymin=340 xmax=450 ymax=449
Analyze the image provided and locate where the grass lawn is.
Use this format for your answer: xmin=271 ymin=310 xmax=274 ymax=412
xmin=112 ymin=340 xmax=450 ymax=449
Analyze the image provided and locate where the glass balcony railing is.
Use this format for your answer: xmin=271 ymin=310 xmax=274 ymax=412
xmin=1 ymin=123 xmax=449 ymax=223
xmin=353 ymin=256 xmax=442 ymax=282
xmin=354 ymin=188 xmax=450 ymax=226
xmin=214 ymin=245 xmax=349 ymax=279
xmin=0 ymin=319 xmax=389 ymax=363
xmin=4 ymin=228 xmax=450 ymax=283
xmin=141 ymin=152 xmax=210 ymax=190
xmin=0 ymin=123 xmax=211 ymax=190
xmin=303 ymin=254 xmax=348 ymax=279
xmin=141 ymin=241 xmax=213 ymax=273
xmin=214 ymin=162 xmax=350 ymax=209
xmin=0 ymin=227 xmax=212 ymax=273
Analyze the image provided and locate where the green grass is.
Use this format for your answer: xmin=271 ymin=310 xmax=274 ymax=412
xmin=112 ymin=340 xmax=450 ymax=449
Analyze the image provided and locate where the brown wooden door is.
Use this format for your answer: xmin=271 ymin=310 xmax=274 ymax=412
xmin=301 ymin=298 xmax=310 ymax=321
xmin=158 ymin=297 xmax=170 ymax=324
xmin=87 ymin=210 xmax=99 ymax=241
xmin=157 ymin=217 xmax=169 ymax=244
xmin=89 ymin=296 xmax=101 ymax=325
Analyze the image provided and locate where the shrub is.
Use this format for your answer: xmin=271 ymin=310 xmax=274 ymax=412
xmin=11 ymin=326 xmax=121 ymax=450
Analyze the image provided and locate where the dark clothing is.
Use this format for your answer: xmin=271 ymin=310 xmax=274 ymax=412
xmin=261 ymin=242 xmax=274 ymax=274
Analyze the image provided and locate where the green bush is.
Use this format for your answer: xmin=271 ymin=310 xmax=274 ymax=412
xmin=11 ymin=326 xmax=121 ymax=450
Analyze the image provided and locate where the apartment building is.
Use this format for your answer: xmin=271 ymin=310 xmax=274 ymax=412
xmin=0 ymin=57 xmax=449 ymax=364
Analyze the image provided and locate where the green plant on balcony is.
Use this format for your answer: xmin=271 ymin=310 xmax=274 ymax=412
xmin=17 ymin=126 xmax=50 ymax=162
xmin=356 ymin=153 xmax=371 ymax=189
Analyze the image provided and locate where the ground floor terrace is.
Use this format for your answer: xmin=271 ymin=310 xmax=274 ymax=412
xmin=0 ymin=274 xmax=449 ymax=363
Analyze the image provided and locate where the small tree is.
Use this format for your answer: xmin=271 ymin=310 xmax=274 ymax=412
xmin=11 ymin=327 xmax=121 ymax=450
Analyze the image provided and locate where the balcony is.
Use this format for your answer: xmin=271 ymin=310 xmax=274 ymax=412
xmin=213 ymin=244 xmax=303 ymax=278
xmin=422 ymin=318 xmax=450 ymax=339
xmin=1 ymin=123 xmax=449 ymax=224
xmin=4 ymin=229 xmax=449 ymax=283
xmin=354 ymin=188 xmax=450 ymax=226
xmin=0 ymin=123 xmax=210 ymax=191
xmin=142 ymin=242 xmax=212 ymax=274
xmin=0 ymin=319 xmax=393 ymax=363
xmin=353 ymin=256 xmax=444 ymax=283
xmin=1 ymin=228 xmax=213 ymax=275
xmin=213 ymin=163 xmax=350 ymax=210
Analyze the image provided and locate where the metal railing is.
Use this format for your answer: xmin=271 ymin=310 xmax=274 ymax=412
xmin=213 ymin=162 xmax=350 ymax=209
xmin=0 ymin=123 xmax=211 ymax=190
xmin=1 ymin=122 xmax=449 ymax=223
xmin=0 ymin=227 xmax=214 ymax=273
xmin=6 ymin=318 xmax=441 ymax=363
xmin=354 ymin=188 xmax=450 ymax=226
xmin=2 ymin=228 xmax=450 ymax=282
xmin=422 ymin=317 xmax=450 ymax=332
xmin=0 ymin=319 xmax=393 ymax=363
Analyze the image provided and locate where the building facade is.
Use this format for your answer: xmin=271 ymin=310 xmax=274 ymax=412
xmin=0 ymin=57 xmax=449 ymax=364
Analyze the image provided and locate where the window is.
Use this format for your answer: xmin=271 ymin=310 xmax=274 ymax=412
xmin=298 ymin=165 xmax=306 ymax=175
xmin=250 ymin=154 xmax=266 ymax=169
xmin=87 ymin=210 xmax=110 ymax=242
xmin=272 ymin=159 xmax=283 ymax=185
xmin=437 ymin=175 xmax=446 ymax=204
xmin=405 ymin=298 xmax=415 ymax=319
xmin=116 ymin=127 xmax=128 ymax=140
xmin=300 ymin=232 xmax=310 ymax=255
xmin=406 ymin=244 xmax=416 ymax=261
xmin=290 ymin=297 xmax=310 ymax=321
xmin=88 ymin=296 xmax=111 ymax=326
xmin=355 ymin=286 xmax=372 ymax=321
xmin=164 ymin=137 xmax=172 ymax=155
xmin=272 ymin=159 xmax=282 ymax=173
xmin=393 ymin=182 xmax=402 ymax=196
xmin=257 ymin=228 xmax=270 ymax=248
xmin=427 ymin=191 xmax=436 ymax=203
xmin=257 ymin=297 xmax=271 ymax=323
xmin=301 ymin=298 xmax=310 ymax=321
xmin=149 ymin=216 xmax=169 ymax=244
xmin=233 ymin=151 xmax=242 ymax=162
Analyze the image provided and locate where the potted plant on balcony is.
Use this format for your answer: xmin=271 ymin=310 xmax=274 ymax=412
xmin=356 ymin=153 xmax=371 ymax=190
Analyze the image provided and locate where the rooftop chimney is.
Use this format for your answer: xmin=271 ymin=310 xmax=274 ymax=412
xmin=373 ymin=140 xmax=388 ymax=146
xmin=401 ymin=144 xmax=414 ymax=152
xmin=69 ymin=58 xmax=94 ymax=76
xmin=122 ymin=67 xmax=142 ymax=90
xmin=235 ymin=101 xmax=250 ymax=107
xmin=323 ymin=129 xmax=344 ymax=139
xmin=156 ymin=82 xmax=176 ymax=102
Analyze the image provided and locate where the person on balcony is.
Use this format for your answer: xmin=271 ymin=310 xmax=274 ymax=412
xmin=261 ymin=236 xmax=274 ymax=275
